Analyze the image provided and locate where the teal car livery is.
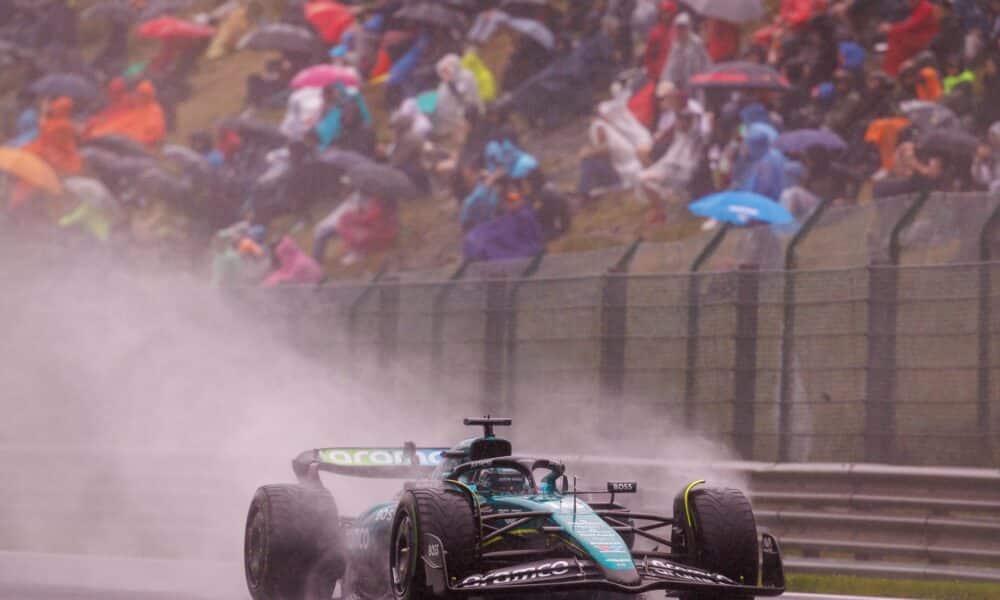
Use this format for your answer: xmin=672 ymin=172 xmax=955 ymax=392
xmin=243 ymin=418 xmax=785 ymax=600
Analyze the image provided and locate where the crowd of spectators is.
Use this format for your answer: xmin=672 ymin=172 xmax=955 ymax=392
xmin=1 ymin=0 xmax=999 ymax=286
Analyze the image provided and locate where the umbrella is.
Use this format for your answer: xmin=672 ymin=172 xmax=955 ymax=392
xmin=682 ymin=0 xmax=764 ymax=23
xmin=162 ymin=144 xmax=211 ymax=174
xmin=689 ymin=61 xmax=790 ymax=91
xmin=81 ymin=147 xmax=158 ymax=179
xmin=81 ymin=0 xmax=136 ymax=23
xmin=899 ymin=100 xmax=960 ymax=132
xmin=218 ymin=116 xmax=289 ymax=148
xmin=317 ymin=148 xmax=375 ymax=172
xmin=137 ymin=16 xmax=216 ymax=40
xmin=689 ymin=191 xmax=793 ymax=226
xmin=82 ymin=135 xmax=155 ymax=159
xmin=304 ymin=0 xmax=355 ymax=45
xmin=504 ymin=16 xmax=555 ymax=50
xmin=138 ymin=166 xmax=191 ymax=202
xmin=918 ymin=129 xmax=980 ymax=159
xmin=238 ymin=23 xmax=324 ymax=55
xmin=138 ymin=0 xmax=198 ymax=22
xmin=775 ymin=129 xmax=847 ymax=155
xmin=0 ymin=147 xmax=63 ymax=195
xmin=395 ymin=2 xmax=467 ymax=30
xmin=291 ymin=65 xmax=360 ymax=90
xmin=29 ymin=74 xmax=101 ymax=104
xmin=347 ymin=162 xmax=419 ymax=201
xmin=64 ymin=176 xmax=121 ymax=215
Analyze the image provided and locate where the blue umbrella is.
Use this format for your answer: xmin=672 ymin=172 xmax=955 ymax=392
xmin=689 ymin=191 xmax=794 ymax=226
xmin=775 ymin=129 xmax=846 ymax=155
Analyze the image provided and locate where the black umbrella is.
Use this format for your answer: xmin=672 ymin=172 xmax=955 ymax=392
xmin=80 ymin=0 xmax=136 ymax=23
xmin=82 ymin=135 xmax=154 ymax=159
xmin=238 ymin=24 xmax=324 ymax=56
xmin=138 ymin=166 xmax=191 ymax=202
xmin=217 ymin=116 xmax=289 ymax=148
xmin=918 ymin=129 xmax=980 ymax=160
xmin=137 ymin=0 xmax=197 ymax=22
xmin=395 ymin=2 xmax=467 ymax=30
xmin=900 ymin=100 xmax=960 ymax=132
xmin=82 ymin=147 xmax=159 ymax=183
xmin=317 ymin=148 xmax=375 ymax=173
xmin=688 ymin=61 xmax=790 ymax=91
xmin=347 ymin=162 xmax=420 ymax=201
xmin=162 ymin=144 xmax=211 ymax=175
xmin=29 ymin=73 xmax=101 ymax=104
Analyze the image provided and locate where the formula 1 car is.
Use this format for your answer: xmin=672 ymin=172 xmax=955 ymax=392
xmin=243 ymin=418 xmax=784 ymax=600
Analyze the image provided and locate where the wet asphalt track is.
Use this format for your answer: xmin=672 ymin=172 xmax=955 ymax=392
xmin=0 ymin=552 xmax=910 ymax=600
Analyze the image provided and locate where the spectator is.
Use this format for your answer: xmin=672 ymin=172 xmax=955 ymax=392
xmin=262 ymin=236 xmax=324 ymax=286
xmin=731 ymin=123 xmax=787 ymax=202
xmin=881 ymin=0 xmax=939 ymax=77
xmin=972 ymin=122 xmax=1000 ymax=193
xmin=643 ymin=1 xmax=677 ymax=81
xmin=25 ymin=96 xmax=81 ymax=176
xmin=640 ymin=109 xmax=705 ymax=201
xmin=659 ymin=12 xmax=711 ymax=91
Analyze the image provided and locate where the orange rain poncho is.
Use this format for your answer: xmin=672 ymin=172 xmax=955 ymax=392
xmin=85 ymin=81 xmax=167 ymax=150
xmin=25 ymin=96 xmax=81 ymax=175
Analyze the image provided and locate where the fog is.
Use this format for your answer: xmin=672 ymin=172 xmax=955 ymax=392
xmin=0 ymin=242 xmax=742 ymax=585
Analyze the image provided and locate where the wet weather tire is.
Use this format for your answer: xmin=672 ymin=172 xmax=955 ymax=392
xmin=244 ymin=484 xmax=345 ymax=600
xmin=390 ymin=487 xmax=478 ymax=600
xmin=676 ymin=487 xmax=759 ymax=600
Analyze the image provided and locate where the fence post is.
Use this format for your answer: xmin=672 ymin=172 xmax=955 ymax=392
xmin=347 ymin=266 xmax=389 ymax=362
xmin=978 ymin=205 xmax=1000 ymax=465
xmin=733 ymin=264 xmax=760 ymax=460
xmin=430 ymin=261 xmax=471 ymax=392
xmin=778 ymin=199 xmax=832 ymax=461
xmin=864 ymin=261 xmax=898 ymax=463
xmin=599 ymin=239 xmax=643 ymax=402
xmin=684 ymin=225 xmax=731 ymax=428
xmin=483 ymin=276 xmax=509 ymax=415
xmin=501 ymin=253 xmax=547 ymax=416
xmin=377 ymin=277 xmax=400 ymax=369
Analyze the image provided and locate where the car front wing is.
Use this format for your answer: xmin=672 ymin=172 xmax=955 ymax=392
xmin=421 ymin=532 xmax=786 ymax=597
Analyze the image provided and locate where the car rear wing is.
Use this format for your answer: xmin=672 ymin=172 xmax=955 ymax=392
xmin=292 ymin=445 xmax=449 ymax=482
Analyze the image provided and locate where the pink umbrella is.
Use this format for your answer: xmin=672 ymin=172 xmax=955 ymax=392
xmin=290 ymin=65 xmax=360 ymax=90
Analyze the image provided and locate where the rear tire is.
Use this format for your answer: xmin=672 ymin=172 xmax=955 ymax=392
xmin=390 ymin=487 xmax=478 ymax=600
xmin=244 ymin=484 xmax=345 ymax=600
xmin=673 ymin=486 xmax=759 ymax=600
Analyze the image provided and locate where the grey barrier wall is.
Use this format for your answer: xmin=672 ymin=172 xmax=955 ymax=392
xmin=243 ymin=192 xmax=1000 ymax=468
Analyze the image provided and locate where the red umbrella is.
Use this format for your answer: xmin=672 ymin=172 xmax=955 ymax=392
xmin=304 ymin=1 xmax=355 ymax=45
xmin=689 ymin=61 xmax=790 ymax=91
xmin=137 ymin=16 xmax=216 ymax=40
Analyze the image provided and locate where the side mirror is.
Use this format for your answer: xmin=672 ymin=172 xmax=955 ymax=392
xmin=560 ymin=475 xmax=569 ymax=494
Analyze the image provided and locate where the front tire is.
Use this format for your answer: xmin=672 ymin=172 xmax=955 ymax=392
xmin=673 ymin=486 xmax=759 ymax=600
xmin=389 ymin=487 xmax=478 ymax=600
xmin=244 ymin=484 xmax=345 ymax=600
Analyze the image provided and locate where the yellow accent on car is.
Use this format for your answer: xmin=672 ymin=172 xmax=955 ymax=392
xmin=683 ymin=480 xmax=706 ymax=530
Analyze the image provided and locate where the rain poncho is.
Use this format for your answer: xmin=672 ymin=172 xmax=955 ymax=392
xmin=337 ymin=197 xmax=399 ymax=254
xmin=461 ymin=183 xmax=500 ymax=229
xmin=461 ymin=50 xmax=497 ymax=104
xmin=280 ymin=87 xmax=325 ymax=139
xmin=58 ymin=202 xmax=111 ymax=241
xmin=589 ymin=100 xmax=652 ymax=187
xmin=315 ymin=85 xmax=372 ymax=151
xmin=433 ymin=54 xmax=483 ymax=142
xmin=85 ymin=81 xmax=167 ymax=150
xmin=883 ymin=0 xmax=939 ymax=77
xmin=731 ymin=123 xmax=787 ymax=202
xmin=972 ymin=122 xmax=1000 ymax=193
xmin=206 ymin=3 xmax=256 ymax=60
xmin=25 ymin=97 xmax=81 ymax=175
xmin=262 ymin=236 xmax=324 ymax=287
xmin=8 ymin=107 xmax=38 ymax=147
xmin=660 ymin=24 xmax=712 ymax=90
xmin=463 ymin=205 xmax=545 ymax=262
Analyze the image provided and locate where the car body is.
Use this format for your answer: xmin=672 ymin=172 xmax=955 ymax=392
xmin=245 ymin=418 xmax=785 ymax=600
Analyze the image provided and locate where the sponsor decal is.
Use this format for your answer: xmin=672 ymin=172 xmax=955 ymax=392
xmin=459 ymin=560 xmax=574 ymax=588
xmin=318 ymin=448 xmax=445 ymax=467
xmin=606 ymin=481 xmax=638 ymax=493
xmin=645 ymin=560 xmax=730 ymax=584
xmin=373 ymin=505 xmax=396 ymax=522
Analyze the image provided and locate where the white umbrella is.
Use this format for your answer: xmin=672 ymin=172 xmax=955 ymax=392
xmin=683 ymin=0 xmax=763 ymax=23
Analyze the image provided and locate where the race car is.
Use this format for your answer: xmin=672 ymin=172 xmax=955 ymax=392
xmin=243 ymin=417 xmax=784 ymax=600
